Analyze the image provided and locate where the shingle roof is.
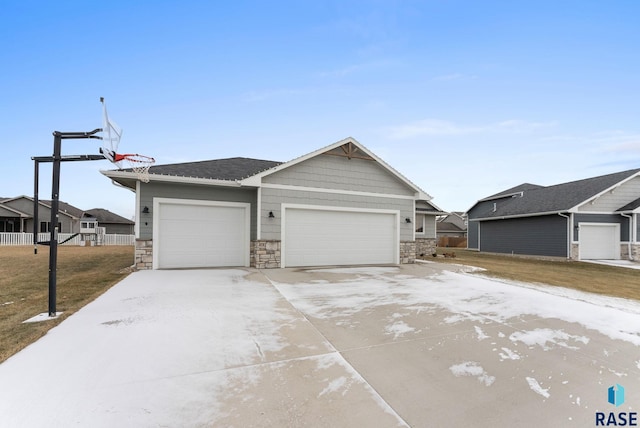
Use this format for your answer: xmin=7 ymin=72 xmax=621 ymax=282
xmin=471 ymin=168 xmax=640 ymax=219
xmin=481 ymin=183 xmax=544 ymax=201
xmin=436 ymin=222 xmax=464 ymax=232
xmin=86 ymin=208 xmax=134 ymax=224
xmin=145 ymin=157 xmax=282 ymax=181
xmin=41 ymin=200 xmax=85 ymax=218
xmin=618 ymin=196 xmax=640 ymax=211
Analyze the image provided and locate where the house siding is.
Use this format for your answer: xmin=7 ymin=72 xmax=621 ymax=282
xmin=260 ymin=187 xmax=414 ymax=241
xmin=479 ymin=215 xmax=567 ymax=257
xmin=3 ymin=199 xmax=75 ymax=234
xmin=263 ymin=155 xmax=415 ymax=196
xmin=423 ymin=215 xmax=436 ymax=239
xmin=138 ymin=182 xmax=257 ymax=240
xmin=573 ymin=214 xmax=629 ymax=241
xmin=577 ymin=176 xmax=640 ymax=212
xmin=467 ymin=221 xmax=479 ymax=249
xmin=102 ymin=223 xmax=135 ymax=234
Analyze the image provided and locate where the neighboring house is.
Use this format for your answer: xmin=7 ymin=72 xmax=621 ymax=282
xmin=466 ymin=168 xmax=640 ymax=261
xmin=102 ymin=137 xmax=442 ymax=269
xmin=85 ymin=208 xmax=134 ymax=234
xmin=0 ymin=196 xmax=133 ymax=236
xmin=437 ymin=212 xmax=467 ymax=238
xmin=0 ymin=196 xmax=79 ymax=234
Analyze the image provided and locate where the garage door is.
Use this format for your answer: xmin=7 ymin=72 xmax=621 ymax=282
xmin=154 ymin=199 xmax=250 ymax=269
xmin=283 ymin=206 xmax=398 ymax=267
xmin=579 ymin=223 xmax=620 ymax=260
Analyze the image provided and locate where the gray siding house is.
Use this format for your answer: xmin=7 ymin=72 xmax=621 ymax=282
xmin=0 ymin=196 xmax=134 ymax=236
xmin=102 ymin=138 xmax=441 ymax=269
xmin=466 ymin=168 xmax=640 ymax=261
xmin=0 ymin=196 xmax=80 ymax=234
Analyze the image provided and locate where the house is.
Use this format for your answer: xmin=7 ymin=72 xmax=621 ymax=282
xmin=86 ymin=208 xmax=134 ymax=235
xmin=437 ymin=212 xmax=467 ymax=238
xmin=466 ymin=168 xmax=640 ymax=261
xmin=0 ymin=196 xmax=133 ymax=236
xmin=102 ymin=137 xmax=443 ymax=269
xmin=0 ymin=196 xmax=80 ymax=234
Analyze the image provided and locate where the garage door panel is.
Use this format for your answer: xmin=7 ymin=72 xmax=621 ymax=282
xmin=156 ymin=201 xmax=248 ymax=269
xmin=579 ymin=223 xmax=619 ymax=260
xmin=284 ymin=208 xmax=397 ymax=267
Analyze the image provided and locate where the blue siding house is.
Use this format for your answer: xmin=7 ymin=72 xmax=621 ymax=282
xmin=466 ymin=169 xmax=640 ymax=261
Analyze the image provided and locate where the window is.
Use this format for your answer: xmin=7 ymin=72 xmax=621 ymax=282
xmin=40 ymin=222 xmax=62 ymax=233
xmin=415 ymin=214 xmax=425 ymax=234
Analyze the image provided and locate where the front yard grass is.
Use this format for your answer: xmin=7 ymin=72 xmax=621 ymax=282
xmin=0 ymin=246 xmax=134 ymax=364
xmin=429 ymin=248 xmax=640 ymax=301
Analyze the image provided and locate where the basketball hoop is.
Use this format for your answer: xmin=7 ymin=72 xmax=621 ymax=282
xmin=98 ymin=99 xmax=155 ymax=182
xmin=115 ymin=153 xmax=155 ymax=183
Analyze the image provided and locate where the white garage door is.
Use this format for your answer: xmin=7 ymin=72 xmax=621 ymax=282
xmin=154 ymin=199 xmax=250 ymax=269
xmin=579 ymin=223 xmax=620 ymax=260
xmin=283 ymin=207 xmax=398 ymax=267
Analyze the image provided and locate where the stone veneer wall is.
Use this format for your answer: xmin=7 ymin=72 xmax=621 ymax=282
xmin=570 ymin=243 xmax=579 ymax=260
xmin=621 ymin=243 xmax=640 ymax=262
xmin=415 ymin=238 xmax=437 ymax=258
xmin=251 ymin=240 xmax=281 ymax=268
xmin=399 ymin=241 xmax=416 ymax=264
xmin=135 ymin=239 xmax=153 ymax=270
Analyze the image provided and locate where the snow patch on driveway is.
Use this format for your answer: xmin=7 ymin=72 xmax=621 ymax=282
xmin=449 ymin=361 xmax=496 ymax=386
xmin=274 ymin=270 xmax=640 ymax=346
xmin=526 ymin=377 xmax=550 ymax=398
xmin=510 ymin=329 xmax=590 ymax=351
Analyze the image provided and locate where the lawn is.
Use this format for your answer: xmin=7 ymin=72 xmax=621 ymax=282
xmin=430 ymin=248 xmax=640 ymax=301
xmin=0 ymin=246 xmax=134 ymax=363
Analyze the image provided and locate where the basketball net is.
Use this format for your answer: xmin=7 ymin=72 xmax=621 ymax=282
xmin=115 ymin=153 xmax=155 ymax=183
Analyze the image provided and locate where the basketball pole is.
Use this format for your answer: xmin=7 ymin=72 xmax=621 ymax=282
xmin=40 ymin=129 xmax=103 ymax=317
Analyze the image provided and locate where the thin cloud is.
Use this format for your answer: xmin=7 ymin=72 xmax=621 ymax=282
xmin=316 ymin=59 xmax=401 ymax=79
xmin=240 ymin=87 xmax=312 ymax=103
xmin=431 ymin=73 xmax=477 ymax=81
xmin=386 ymin=118 xmax=556 ymax=139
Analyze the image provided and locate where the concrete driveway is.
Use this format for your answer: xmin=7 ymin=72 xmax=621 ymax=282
xmin=0 ymin=263 xmax=638 ymax=427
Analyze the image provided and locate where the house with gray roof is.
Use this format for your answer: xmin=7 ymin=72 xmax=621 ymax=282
xmin=466 ymin=168 xmax=640 ymax=261
xmin=102 ymin=137 xmax=443 ymax=269
xmin=0 ymin=196 xmax=133 ymax=236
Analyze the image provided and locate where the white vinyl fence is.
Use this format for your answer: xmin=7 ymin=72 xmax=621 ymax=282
xmin=0 ymin=232 xmax=135 ymax=246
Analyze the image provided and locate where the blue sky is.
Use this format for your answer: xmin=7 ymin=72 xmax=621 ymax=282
xmin=2 ymin=1 xmax=639 ymax=220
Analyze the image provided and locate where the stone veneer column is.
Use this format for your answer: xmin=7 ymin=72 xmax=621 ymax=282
xmin=399 ymin=241 xmax=416 ymax=264
xmin=415 ymin=238 xmax=437 ymax=258
xmin=135 ymin=239 xmax=153 ymax=270
xmin=251 ymin=240 xmax=281 ymax=268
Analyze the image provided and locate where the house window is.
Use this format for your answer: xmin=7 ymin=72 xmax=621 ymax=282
xmin=40 ymin=222 xmax=62 ymax=233
xmin=0 ymin=219 xmax=14 ymax=232
xmin=415 ymin=214 xmax=425 ymax=234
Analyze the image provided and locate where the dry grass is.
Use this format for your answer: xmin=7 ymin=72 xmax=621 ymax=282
xmin=429 ymin=248 xmax=640 ymax=301
xmin=0 ymin=246 xmax=134 ymax=363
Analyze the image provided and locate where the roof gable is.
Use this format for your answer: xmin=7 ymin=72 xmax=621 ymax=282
xmin=241 ymin=137 xmax=431 ymax=200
